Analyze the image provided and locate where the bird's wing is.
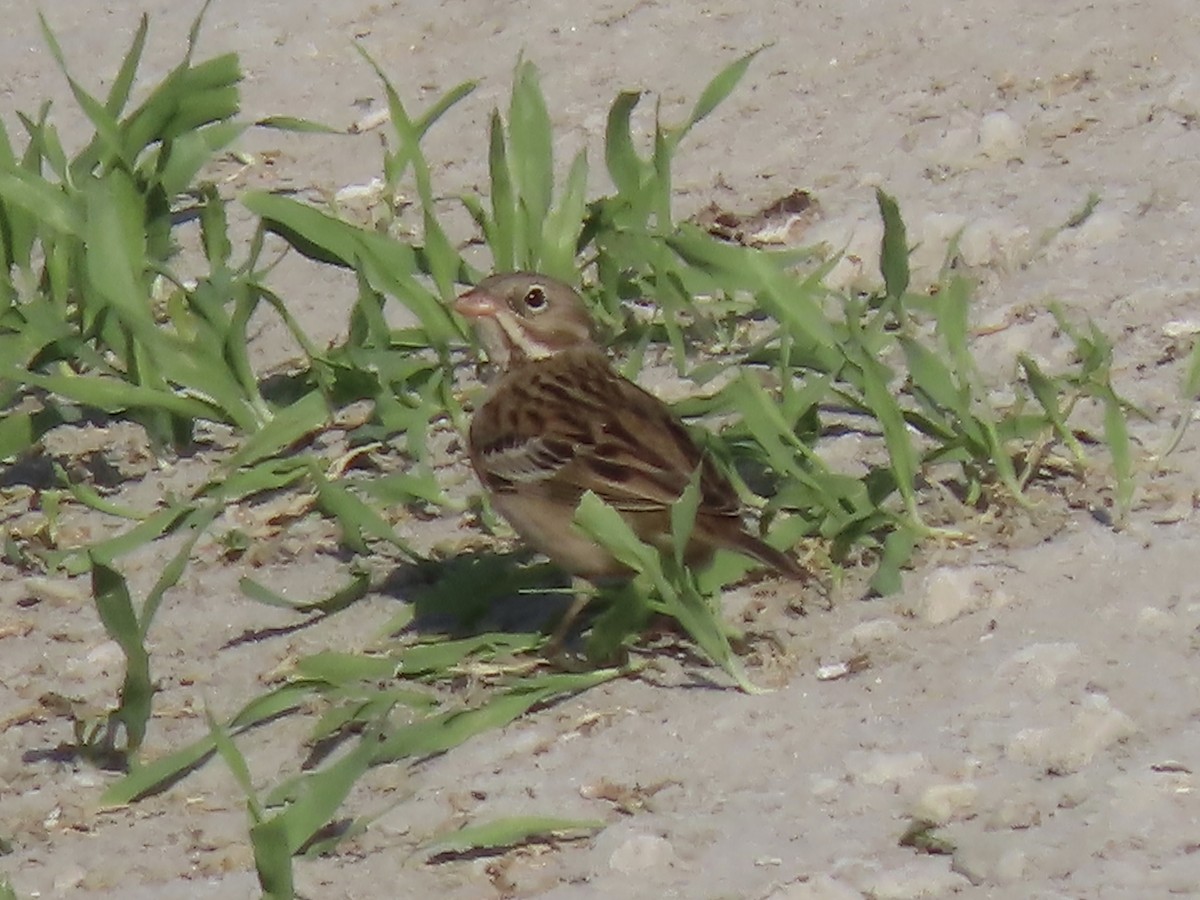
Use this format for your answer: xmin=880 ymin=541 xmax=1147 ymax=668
xmin=469 ymin=347 xmax=740 ymax=516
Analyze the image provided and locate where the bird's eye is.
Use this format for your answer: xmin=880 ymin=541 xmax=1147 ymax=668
xmin=523 ymin=286 xmax=547 ymax=312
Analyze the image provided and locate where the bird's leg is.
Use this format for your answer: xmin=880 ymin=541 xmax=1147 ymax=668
xmin=543 ymin=576 xmax=594 ymax=656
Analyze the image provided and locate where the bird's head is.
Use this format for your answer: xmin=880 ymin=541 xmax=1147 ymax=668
xmin=455 ymin=272 xmax=596 ymax=368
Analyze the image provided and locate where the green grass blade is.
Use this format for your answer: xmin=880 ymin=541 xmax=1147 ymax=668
xmin=249 ymin=816 xmax=294 ymax=900
xmin=104 ymin=14 xmax=149 ymax=117
xmin=240 ymin=571 xmax=370 ymax=616
xmin=486 ymin=108 xmax=516 ymax=270
xmin=540 ymin=148 xmax=589 ymax=280
xmin=1100 ymin=386 xmax=1134 ymax=516
xmin=224 ymin=391 xmax=328 ymax=469
xmin=90 ymin=557 xmax=153 ymax=754
xmin=0 ymin=169 xmax=83 ymax=236
xmin=604 ymin=90 xmax=645 ymax=198
xmin=205 ymin=706 xmax=264 ymax=822
xmin=876 ymin=188 xmax=910 ymax=302
xmin=426 ymin=816 xmax=604 ymax=857
xmin=677 ymin=48 xmax=761 ymax=140
xmin=508 ymin=59 xmax=554 ymax=264
xmin=100 ymin=682 xmax=316 ymax=807
xmin=373 ymin=670 xmax=618 ymax=764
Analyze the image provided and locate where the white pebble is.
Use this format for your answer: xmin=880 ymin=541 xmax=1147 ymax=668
xmin=909 ymin=566 xmax=1000 ymax=624
xmin=608 ymin=833 xmax=678 ymax=873
xmin=978 ymin=111 xmax=1024 ymax=160
xmin=909 ymin=212 xmax=968 ymax=275
xmin=53 ymin=863 xmax=88 ymax=893
xmin=857 ymin=860 xmax=969 ymax=899
xmin=1165 ymin=77 xmax=1200 ymax=118
xmin=929 ymin=126 xmax=978 ymax=171
xmin=22 ymin=575 xmax=88 ymax=606
xmin=1047 ymin=210 xmax=1123 ymax=256
xmin=762 ymin=874 xmax=864 ymax=900
xmin=997 ymin=642 xmax=1082 ymax=690
xmin=1135 ymin=606 xmax=1175 ymax=638
xmin=952 ymin=833 xmax=1029 ymax=885
xmin=846 ymin=750 xmax=927 ymax=785
xmin=846 ymin=618 xmax=904 ymax=650
xmin=808 ymin=216 xmax=885 ymax=293
xmin=957 ymin=217 xmax=1031 ymax=269
xmin=911 ymin=782 xmax=979 ymax=825
xmin=1162 ymin=317 xmax=1200 ymax=339
xmin=1006 ymin=694 xmax=1137 ymax=773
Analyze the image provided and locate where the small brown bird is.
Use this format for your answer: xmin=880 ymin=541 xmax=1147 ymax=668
xmin=455 ymin=272 xmax=807 ymax=588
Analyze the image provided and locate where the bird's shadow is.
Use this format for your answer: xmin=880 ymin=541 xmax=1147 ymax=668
xmin=379 ymin=550 xmax=580 ymax=640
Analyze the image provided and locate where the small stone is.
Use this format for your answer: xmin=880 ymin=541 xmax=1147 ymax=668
xmin=856 ymin=859 xmax=969 ymax=899
xmin=910 ymin=212 xmax=968 ymax=275
xmin=1135 ymin=606 xmax=1174 ymax=638
xmin=762 ymin=874 xmax=864 ymax=899
xmin=22 ymin=576 xmax=89 ymax=607
xmin=845 ymin=618 xmax=903 ymax=651
xmin=952 ymin=832 xmax=1029 ymax=885
xmin=1006 ymin=694 xmax=1137 ymax=773
xmin=1165 ymin=77 xmax=1200 ymax=118
xmin=1162 ymin=317 xmax=1200 ymax=339
xmin=911 ymin=782 xmax=979 ymax=825
xmin=1047 ymin=210 xmax=1123 ymax=256
xmin=957 ymin=217 xmax=1030 ymax=269
xmin=53 ymin=863 xmax=88 ymax=893
xmin=846 ymin=750 xmax=927 ymax=785
xmin=608 ymin=833 xmax=677 ymax=874
xmin=909 ymin=566 xmax=999 ymax=624
xmin=808 ymin=216 xmax=885 ymax=293
xmin=997 ymin=642 xmax=1082 ymax=689
xmin=929 ymin=126 xmax=978 ymax=171
xmin=978 ymin=111 xmax=1024 ymax=160
xmin=986 ymin=785 xmax=1045 ymax=830
xmin=83 ymin=640 xmax=126 ymax=676
xmin=810 ymin=774 xmax=842 ymax=801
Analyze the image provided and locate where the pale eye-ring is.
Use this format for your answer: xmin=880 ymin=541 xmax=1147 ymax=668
xmin=523 ymin=285 xmax=547 ymax=312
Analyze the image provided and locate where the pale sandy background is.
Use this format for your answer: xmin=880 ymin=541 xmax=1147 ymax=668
xmin=3 ymin=1 xmax=1200 ymax=897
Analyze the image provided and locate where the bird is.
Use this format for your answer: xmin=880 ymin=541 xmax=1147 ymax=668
xmin=454 ymin=271 xmax=808 ymax=590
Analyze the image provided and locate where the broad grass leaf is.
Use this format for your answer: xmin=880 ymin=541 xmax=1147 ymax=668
xmin=311 ymin=465 xmax=417 ymax=557
xmin=540 ymin=149 xmax=589 ymax=280
xmin=670 ymin=468 xmax=702 ymax=567
xmin=140 ymin=504 xmax=219 ymax=637
xmin=240 ymin=572 xmax=371 ymax=616
xmin=255 ymin=115 xmax=342 ymax=134
xmin=1022 ymin=355 xmax=1089 ymax=460
xmin=1101 ymin=386 xmax=1133 ymax=515
xmin=224 ymin=390 xmax=328 ymax=470
xmin=426 ymin=816 xmax=603 ymax=858
xmin=848 ymin=344 xmax=919 ymax=519
xmin=263 ymin=732 xmax=376 ymax=855
xmin=678 ymin=47 xmax=761 ymax=139
xmin=373 ymin=669 xmax=619 ymax=765
xmin=868 ymin=526 xmax=916 ymax=596
xmin=249 ymin=816 xmax=294 ymax=900
xmin=508 ymin=60 xmax=554 ymax=255
xmin=0 ymin=169 xmax=83 ymax=237
xmin=604 ymin=91 xmax=644 ymax=197
xmin=205 ymin=707 xmax=262 ymax=820
xmin=90 ymin=558 xmax=153 ymax=753
xmin=100 ymin=681 xmax=316 ymax=806
xmin=876 ymin=188 xmax=910 ymax=302
xmin=103 ymin=14 xmax=149 ymax=117
xmin=291 ymin=651 xmax=398 ymax=684
xmin=157 ymin=120 xmax=247 ymax=196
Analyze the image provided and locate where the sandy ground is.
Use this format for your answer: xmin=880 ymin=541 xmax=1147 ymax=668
xmin=4 ymin=0 xmax=1200 ymax=897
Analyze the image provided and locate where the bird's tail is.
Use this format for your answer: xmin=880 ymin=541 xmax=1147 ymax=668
xmin=726 ymin=529 xmax=810 ymax=582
